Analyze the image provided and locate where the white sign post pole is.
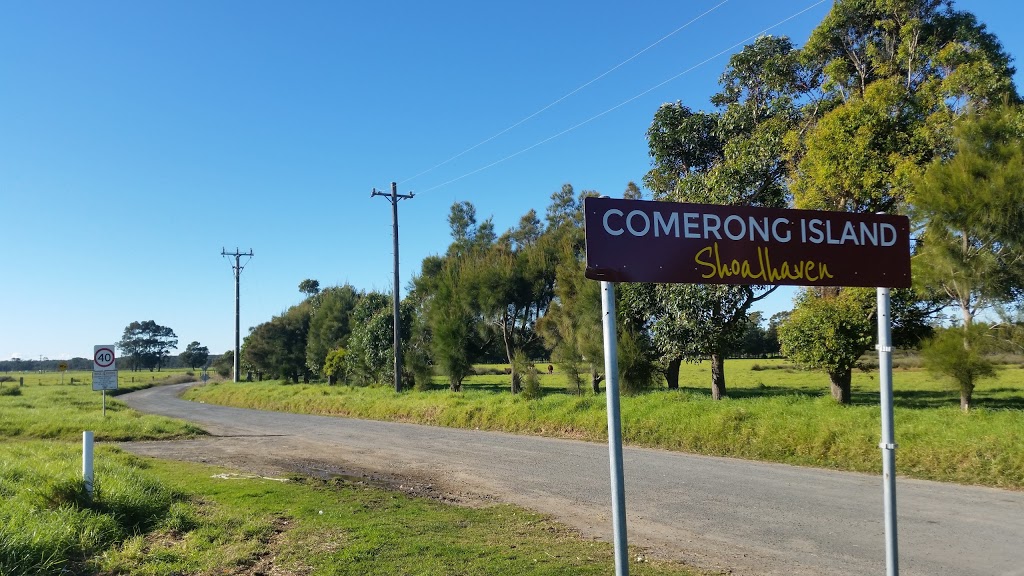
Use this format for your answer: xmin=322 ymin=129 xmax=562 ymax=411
xmin=83 ymin=431 xmax=94 ymax=499
xmin=877 ymin=287 xmax=899 ymax=575
xmin=600 ymin=281 xmax=629 ymax=576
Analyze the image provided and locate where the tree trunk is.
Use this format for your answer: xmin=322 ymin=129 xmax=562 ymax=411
xmin=665 ymin=357 xmax=681 ymax=390
xmin=710 ymin=353 xmax=726 ymax=400
xmin=828 ymin=367 xmax=852 ymax=404
xmin=501 ymin=321 xmax=519 ymax=394
xmin=960 ymin=384 xmax=973 ymax=412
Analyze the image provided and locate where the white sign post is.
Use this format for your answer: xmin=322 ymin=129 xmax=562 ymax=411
xmin=93 ymin=345 xmax=118 ymax=416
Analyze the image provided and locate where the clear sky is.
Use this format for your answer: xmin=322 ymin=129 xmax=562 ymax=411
xmin=2 ymin=0 xmax=1021 ymax=361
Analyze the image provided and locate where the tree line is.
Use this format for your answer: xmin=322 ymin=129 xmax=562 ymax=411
xmin=239 ymin=0 xmax=1024 ymax=411
xmin=1 ymin=342 xmax=220 ymax=374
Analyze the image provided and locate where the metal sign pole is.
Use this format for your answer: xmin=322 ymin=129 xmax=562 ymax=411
xmin=877 ymin=287 xmax=899 ymax=575
xmin=600 ymin=281 xmax=629 ymax=576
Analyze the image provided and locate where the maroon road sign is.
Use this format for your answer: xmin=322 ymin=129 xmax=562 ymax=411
xmin=584 ymin=197 xmax=911 ymax=288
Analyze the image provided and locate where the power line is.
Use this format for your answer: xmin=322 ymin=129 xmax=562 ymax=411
xmin=416 ymin=0 xmax=829 ymax=195
xmin=396 ymin=0 xmax=731 ymax=187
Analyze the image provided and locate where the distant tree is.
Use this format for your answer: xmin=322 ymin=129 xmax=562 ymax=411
xmin=242 ymin=303 xmax=311 ymax=382
xmin=179 ymin=341 xmax=210 ymax=371
xmin=764 ymin=311 xmax=790 ymax=356
xmin=737 ymin=312 xmax=773 ymax=358
xmin=623 ymin=181 xmax=643 ymax=200
xmin=305 ymin=284 xmax=361 ymax=376
xmin=298 ymin=279 xmax=321 ymax=298
xmin=117 ymin=320 xmax=178 ymax=372
xmin=211 ymin=350 xmax=234 ymax=378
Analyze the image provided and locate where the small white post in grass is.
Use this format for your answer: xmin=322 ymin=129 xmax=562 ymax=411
xmin=83 ymin=431 xmax=94 ymax=498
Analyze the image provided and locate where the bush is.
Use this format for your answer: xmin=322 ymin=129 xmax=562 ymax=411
xmin=513 ymin=351 xmax=541 ymax=399
xmin=470 ymin=366 xmax=507 ymax=376
xmin=0 ymin=375 xmax=14 ymax=383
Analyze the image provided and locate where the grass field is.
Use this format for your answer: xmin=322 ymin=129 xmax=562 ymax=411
xmin=186 ymin=358 xmax=1024 ymax=489
xmin=0 ymin=367 xmax=215 ymax=390
xmin=0 ymin=372 xmax=700 ymax=575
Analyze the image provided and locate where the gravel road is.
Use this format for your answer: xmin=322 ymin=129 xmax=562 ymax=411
xmin=120 ymin=383 xmax=1024 ymax=576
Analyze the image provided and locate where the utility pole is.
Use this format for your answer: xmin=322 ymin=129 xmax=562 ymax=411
xmin=221 ymin=248 xmax=253 ymax=383
xmin=371 ymin=182 xmax=414 ymax=392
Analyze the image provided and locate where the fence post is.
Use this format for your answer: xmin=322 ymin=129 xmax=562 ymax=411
xmin=83 ymin=431 xmax=94 ymax=499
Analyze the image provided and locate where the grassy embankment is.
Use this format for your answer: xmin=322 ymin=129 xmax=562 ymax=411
xmin=0 ymin=372 xmax=697 ymax=575
xmin=186 ymin=358 xmax=1024 ymax=489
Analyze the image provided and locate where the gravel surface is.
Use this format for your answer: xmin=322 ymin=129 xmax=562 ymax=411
xmin=120 ymin=383 xmax=1024 ymax=576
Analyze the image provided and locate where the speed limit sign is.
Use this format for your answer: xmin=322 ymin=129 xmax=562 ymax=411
xmin=94 ymin=345 xmax=117 ymax=371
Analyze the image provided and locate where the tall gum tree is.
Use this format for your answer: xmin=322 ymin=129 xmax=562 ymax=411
xmin=642 ymin=35 xmax=800 ymax=399
xmin=782 ymin=0 xmax=1018 ymax=401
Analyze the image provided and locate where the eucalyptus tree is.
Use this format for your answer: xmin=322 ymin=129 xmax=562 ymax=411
xmin=117 ymin=320 xmax=179 ymax=372
xmin=783 ymin=0 xmax=1018 ymax=399
xmin=642 ymin=35 xmax=802 ymax=399
xmin=179 ymin=341 xmax=209 ymax=371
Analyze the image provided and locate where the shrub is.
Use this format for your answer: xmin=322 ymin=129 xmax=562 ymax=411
xmin=514 ymin=351 xmax=541 ymax=399
xmin=0 ymin=386 xmax=20 ymax=396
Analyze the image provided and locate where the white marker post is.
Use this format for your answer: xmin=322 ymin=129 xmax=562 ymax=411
xmin=600 ymin=281 xmax=629 ymax=576
xmin=83 ymin=431 xmax=94 ymax=498
xmin=877 ymin=288 xmax=899 ymax=575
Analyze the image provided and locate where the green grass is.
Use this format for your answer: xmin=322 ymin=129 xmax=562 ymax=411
xmin=0 ymin=374 xmax=700 ymax=574
xmin=0 ymin=442 xmax=698 ymax=575
xmin=0 ymin=377 xmax=203 ymax=441
xmin=0 ymin=367 xmax=213 ymax=390
xmin=186 ymin=358 xmax=1024 ymax=489
xmin=0 ymin=441 xmax=181 ymax=575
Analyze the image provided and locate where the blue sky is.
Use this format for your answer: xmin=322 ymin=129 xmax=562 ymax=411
xmin=2 ymin=0 xmax=1021 ymax=361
